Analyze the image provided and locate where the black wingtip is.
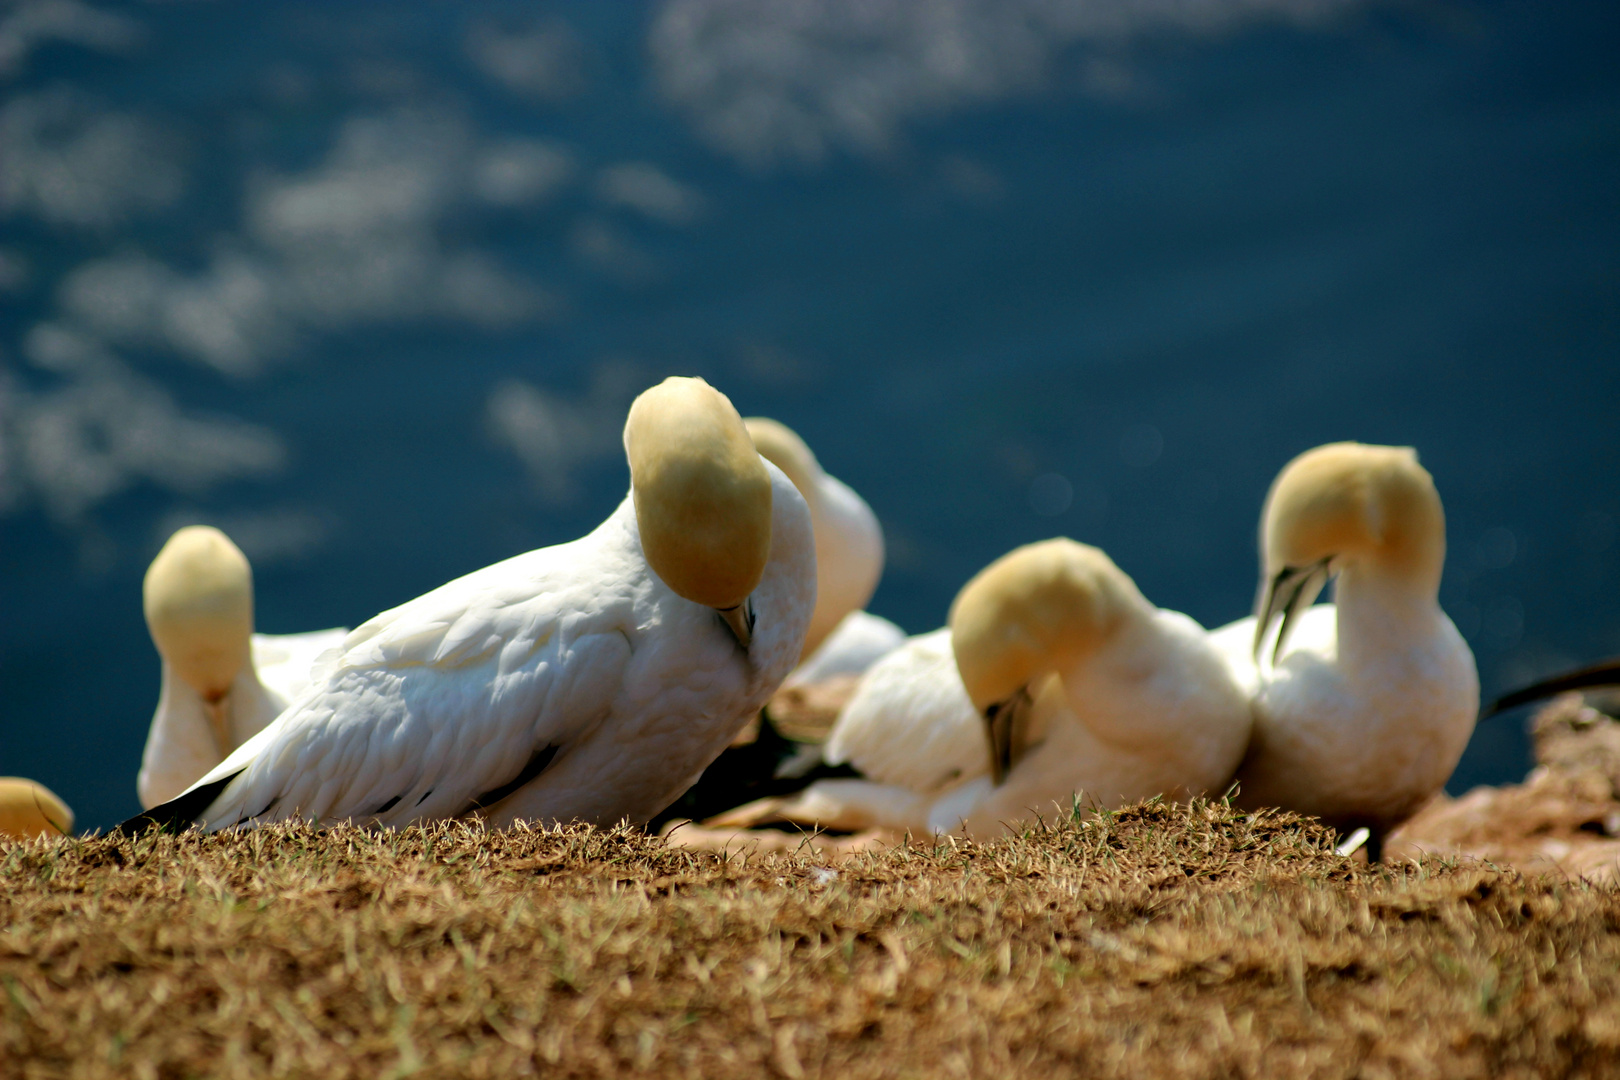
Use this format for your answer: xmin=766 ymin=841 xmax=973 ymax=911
xmin=114 ymin=769 xmax=245 ymax=838
xmin=1483 ymin=657 xmax=1620 ymax=719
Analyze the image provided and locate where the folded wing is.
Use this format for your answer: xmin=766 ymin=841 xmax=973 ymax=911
xmin=251 ymin=627 xmax=351 ymax=709
xmin=823 ymin=628 xmax=989 ymax=795
xmin=124 ymin=544 xmax=635 ymax=834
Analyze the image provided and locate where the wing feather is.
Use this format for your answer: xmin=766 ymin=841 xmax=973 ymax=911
xmin=251 ymin=627 xmax=350 ymax=708
xmin=161 ymin=539 xmax=635 ymax=831
xmin=823 ymin=628 xmax=989 ymax=794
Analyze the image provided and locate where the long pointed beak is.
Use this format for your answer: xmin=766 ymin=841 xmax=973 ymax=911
xmin=717 ymin=597 xmax=756 ymax=649
xmin=1253 ymin=557 xmax=1332 ymax=665
xmin=982 ymin=685 xmax=1033 ymax=786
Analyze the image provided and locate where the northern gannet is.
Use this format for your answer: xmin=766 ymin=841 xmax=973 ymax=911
xmin=121 ymin=376 xmax=816 ymax=834
xmin=744 ymin=418 xmax=884 ymax=662
xmin=653 ymin=418 xmax=898 ymax=821
xmin=138 ymin=525 xmax=348 ymax=808
xmin=1220 ymin=442 xmax=1479 ymax=861
xmin=735 ymin=539 xmax=1253 ymax=837
xmin=0 ymin=778 xmax=73 ymax=839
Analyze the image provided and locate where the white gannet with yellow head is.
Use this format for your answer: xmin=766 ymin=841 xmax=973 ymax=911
xmin=747 ymin=539 xmax=1252 ymax=837
xmin=743 ymin=417 xmax=897 ymax=676
xmin=0 ymin=778 xmax=74 ymax=840
xmin=1217 ymin=442 xmax=1478 ymax=860
xmin=139 ymin=526 xmax=348 ymax=808
xmin=122 ymin=376 xmax=816 ymax=834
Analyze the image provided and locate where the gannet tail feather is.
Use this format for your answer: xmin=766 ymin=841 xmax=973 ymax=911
xmin=115 ymin=768 xmax=245 ymax=837
xmin=1484 ymin=656 xmax=1620 ymax=718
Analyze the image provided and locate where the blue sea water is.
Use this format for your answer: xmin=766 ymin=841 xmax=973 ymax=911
xmin=0 ymin=0 xmax=1616 ymax=830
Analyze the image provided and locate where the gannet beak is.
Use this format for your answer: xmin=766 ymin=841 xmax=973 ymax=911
xmin=1253 ymin=557 xmax=1333 ymax=665
xmin=717 ymin=597 xmax=756 ymax=649
xmin=982 ymin=685 xmax=1033 ymax=786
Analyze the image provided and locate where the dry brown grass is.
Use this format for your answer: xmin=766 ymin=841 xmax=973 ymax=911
xmin=3 ymin=800 xmax=1620 ymax=1079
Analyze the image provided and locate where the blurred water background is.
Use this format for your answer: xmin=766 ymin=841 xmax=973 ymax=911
xmin=1 ymin=0 xmax=1616 ymax=831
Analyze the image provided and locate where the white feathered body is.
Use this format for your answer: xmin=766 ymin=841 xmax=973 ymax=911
xmin=1203 ymin=614 xmax=1264 ymax=702
xmin=137 ymin=627 xmax=348 ymax=809
xmin=941 ymin=609 xmax=1253 ymax=835
xmin=170 ymin=465 xmax=815 ymax=832
xmin=784 ymin=610 xmax=907 ymax=688
xmin=1229 ymin=567 xmax=1478 ymax=833
xmin=790 ymin=610 xmax=1253 ymax=837
xmin=253 ymin=628 xmax=350 ymax=707
xmin=823 ymin=628 xmax=985 ymax=794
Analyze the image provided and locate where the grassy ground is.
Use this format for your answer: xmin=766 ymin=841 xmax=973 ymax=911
xmin=3 ymin=800 xmax=1619 ymax=1079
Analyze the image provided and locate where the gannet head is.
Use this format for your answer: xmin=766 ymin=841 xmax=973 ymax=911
xmin=0 ymin=777 xmax=74 ymax=839
xmin=626 ymin=377 xmax=772 ymax=647
xmin=144 ymin=525 xmax=255 ymax=701
xmin=1254 ymin=442 xmax=1445 ymax=661
xmin=949 ymin=538 xmax=1147 ymax=781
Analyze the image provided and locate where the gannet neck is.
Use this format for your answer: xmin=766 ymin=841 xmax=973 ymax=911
xmin=144 ymin=525 xmax=255 ymax=699
xmin=1328 ymin=560 xmax=1452 ymax=676
xmin=949 ymin=538 xmax=1151 ymax=713
xmin=1255 ymin=443 xmax=1444 ymax=661
xmin=139 ymin=659 xmax=282 ymax=808
xmin=225 ymin=665 xmax=282 ymax=747
xmin=139 ymin=661 xmax=228 ymax=808
xmin=743 ymin=416 xmax=822 ymax=495
xmin=192 ymin=665 xmax=279 ymax=758
xmin=626 ymin=377 xmax=772 ymax=612
xmin=801 ymin=472 xmax=884 ymax=654
xmin=746 ymin=416 xmax=884 ymax=659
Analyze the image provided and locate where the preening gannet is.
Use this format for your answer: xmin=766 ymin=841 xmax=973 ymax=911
xmin=0 ymin=778 xmax=73 ymax=839
xmin=744 ymin=418 xmax=884 ymax=661
xmin=138 ymin=526 xmax=348 ymax=808
xmin=748 ymin=539 xmax=1253 ymax=837
xmin=654 ymin=418 xmax=895 ymax=824
xmin=1223 ymin=443 xmax=1479 ymax=861
xmin=121 ymin=377 xmax=816 ymax=835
